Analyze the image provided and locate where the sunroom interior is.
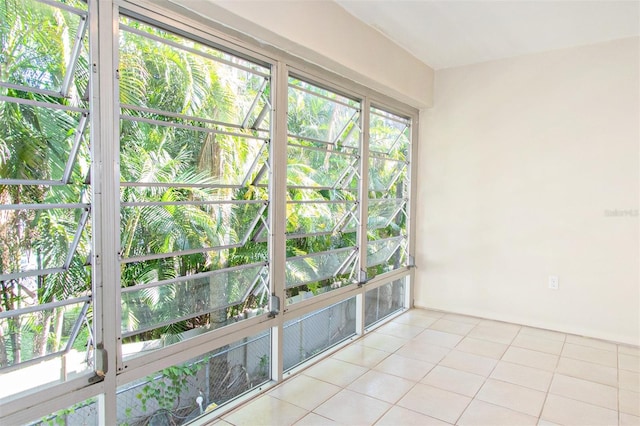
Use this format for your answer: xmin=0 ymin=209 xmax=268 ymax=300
xmin=0 ymin=0 xmax=638 ymax=425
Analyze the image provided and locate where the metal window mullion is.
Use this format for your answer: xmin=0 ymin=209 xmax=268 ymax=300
xmin=61 ymin=15 xmax=89 ymax=97
xmin=121 ymin=113 xmax=269 ymax=140
xmin=120 ymin=24 xmax=269 ymax=78
xmin=62 ymin=112 xmax=90 ymax=183
xmin=270 ymin=61 xmax=288 ymax=382
xmin=91 ymin=0 xmax=120 ymax=423
xmin=241 ymin=78 xmax=268 ymax=129
xmin=356 ymin=98 xmax=371 ymax=336
xmin=406 ymin=114 xmax=418 ymax=310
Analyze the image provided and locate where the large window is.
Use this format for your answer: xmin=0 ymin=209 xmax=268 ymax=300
xmin=117 ymin=17 xmax=271 ymax=354
xmin=366 ymin=107 xmax=411 ymax=279
xmin=0 ymin=0 xmax=417 ymax=423
xmin=285 ymin=78 xmax=361 ymax=305
xmin=0 ymin=0 xmax=93 ymax=398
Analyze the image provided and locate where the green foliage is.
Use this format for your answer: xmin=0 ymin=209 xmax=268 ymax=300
xmin=133 ymin=359 xmax=207 ymax=415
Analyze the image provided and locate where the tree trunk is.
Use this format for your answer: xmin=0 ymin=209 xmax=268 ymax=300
xmin=0 ymin=321 xmax=9 ymax=367
xmin=9 ymin=317 xmax=21 ymax=364
xmin=53 ymin=307 xmax=64 ymax=352
xmin=34 ymin=310 xmax=53 ymax=356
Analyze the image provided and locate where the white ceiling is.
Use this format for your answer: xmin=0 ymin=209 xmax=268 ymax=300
xmin=335 ymin=1 xmax=640 ymax=69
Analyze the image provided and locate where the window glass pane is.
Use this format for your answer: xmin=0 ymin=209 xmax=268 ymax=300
xmin=283 ymin=298 xmax=356 ymax=371
xmin=118 ymin=331 xmax=270 ymax=425
xmin=119 ymin=17 xmax=269 ymax=128
xmin=1 ymin=0 xmax=89 ymax=96
xmin=369 ymin=107 xmax=410 ymax=158
xmin=120 ymin=120 xmax=268 ymax=187
xmin=120 ymin=202 xmax=266 ymax=259
xmin=0 ymin=298 xmax=92 ymax=399
xmin=367 ymin=198 xmax=406 ymax=232
xmin=367 ymin=236 xmax=404 ymax=268
xmin=31 ymin=397 xmax=98 ymax=426
xmin=286 ymin=77 xmax=360 ymax=304
xmin=288 ymin=80 xmax=359 ymax=144
xmin=0 ymin=206 xmax=89 ymax=274
xmin=287 ymin=142 xmax=358 ymax=189
xmin=121 ymin=264 xmax=268 ymax=340
xmin=285 ymin=248 xmax=357 ymax=303
xmin=286 ymin=200 xmax=356 ymax=237
xmin=118 ymin=16 xmax=271 ymax=354
xmin=0 ymin=103 xmax=89 ymax=183
xmin=364 ymin=278 xmax=405 ymax=328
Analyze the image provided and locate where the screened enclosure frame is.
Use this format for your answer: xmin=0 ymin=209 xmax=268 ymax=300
xmin=0 ymin=0 xmax=419 ymax=424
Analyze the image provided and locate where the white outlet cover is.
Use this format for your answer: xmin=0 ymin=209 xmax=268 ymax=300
xmin=548 ymin=276 xmax=559 ymax=290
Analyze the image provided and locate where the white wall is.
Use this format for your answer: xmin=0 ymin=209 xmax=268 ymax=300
xmin=168 ymin=0 xmax=434 ymax=108
xmin=415 ymin=37 xmax=640 ymax=345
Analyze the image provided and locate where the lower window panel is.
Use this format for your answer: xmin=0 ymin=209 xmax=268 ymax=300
xmin=364 ymin=278 xmax=406 ymax=328
xmin=117 ymin=330 xmax=270 ymax=425
xmin=30 ymin=397 xmax=99 ymax=426
xmin=283 ymin=297 xmax=356 ymax=371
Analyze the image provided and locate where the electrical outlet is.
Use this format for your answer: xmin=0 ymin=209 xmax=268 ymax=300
xmin=548 ymin=276 xmax=559 ymax=290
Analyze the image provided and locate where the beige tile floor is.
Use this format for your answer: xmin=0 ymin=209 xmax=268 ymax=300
xmin=210 ymin=309 xmax=640 ymax=426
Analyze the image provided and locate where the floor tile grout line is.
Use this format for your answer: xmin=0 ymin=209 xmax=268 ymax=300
xmin=537 ymin=335 xmax=566 ymax=423
xmin=215 ymin=309 xmax=638 ymax=426
xmin=449 ymin=314 xmax=503 ymax=425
